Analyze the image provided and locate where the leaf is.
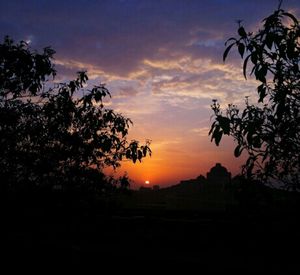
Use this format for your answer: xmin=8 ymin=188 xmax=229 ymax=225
xmin=142 ymin=146 xmax=147 ymax=157
xmin=265 ymin=33 xmax=273 ymax=50
xmin=238 ymin=43 xmax=245 ymax=58
xmin=257 ymin=84 xmax=267 ymax=103
xmin=217 ymin=116 xmax=230 ymax=135
xmin=243 ymin=54 xmax=251 ymax=79
xmin=255 ymin=65 xmax=267 ymax=83
xmin=208 ymin=121 xmax=216 ymax=136
xmin=250 ymin=52 xmax=258 ymax=65
xmin=211 ymin=126 xmax=222 ymax=146
xmin=238 ymin=26 xmax=247 ymax=38
xmin=223 ymin=42 xmax=235 ymax=62
xmin=138 ymin=150 xmax=143 ymax=162
xmin=234 ymin=145 xmax=243 ymax=157
xmin=214 ymin=130 xmax=222 ymax=146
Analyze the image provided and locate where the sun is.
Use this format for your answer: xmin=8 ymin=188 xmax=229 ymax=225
xmin=145 ymin=180 xmax=150 ymax=185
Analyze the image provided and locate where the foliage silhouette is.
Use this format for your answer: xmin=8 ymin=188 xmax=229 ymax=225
xmin=0 ymin=36 xmax=151 ymax=194
xmin=210 ymin=6 xmax=300 ymax=190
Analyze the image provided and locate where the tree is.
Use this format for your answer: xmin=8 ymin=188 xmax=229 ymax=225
xmin=0 ymin=36 xmax=151 ymax=193
xmin=209 ymin=5 xmax=300 ymax=190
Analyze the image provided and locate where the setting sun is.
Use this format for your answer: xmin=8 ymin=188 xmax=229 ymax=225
xmin=145 ymin=180 xmax=150 ymax=185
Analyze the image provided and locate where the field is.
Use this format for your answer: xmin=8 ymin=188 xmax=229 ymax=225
xmin=5 ymin=193 xmax=300 ymax=272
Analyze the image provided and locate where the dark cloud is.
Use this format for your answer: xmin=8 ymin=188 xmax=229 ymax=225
xmin=1 ymin=0 xmax=299 ymax=76
xmin=118 ymin=86 xmax=139 ymax=97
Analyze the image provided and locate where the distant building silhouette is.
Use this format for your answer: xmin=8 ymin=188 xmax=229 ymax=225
xmin=163 ymin=163 xmax=233 ymax=210
xmin=179 ymin=163 xmax=231 ymax=189
xmin=207 ymin=163 xmax=231 ymax=188
xmin=134 ymin=163 xmax=234 ymax=211
xmin=179 ymin=175 xmax=205 ymax=189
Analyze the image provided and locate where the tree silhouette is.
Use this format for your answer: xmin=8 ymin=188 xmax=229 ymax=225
xmin=0 ymin=36 xmax=151 ymax=193
xmin=209 ymin=6 xmax=300 ymax=190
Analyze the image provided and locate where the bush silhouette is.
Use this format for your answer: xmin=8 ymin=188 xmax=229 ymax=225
xmin=0 ymin=36 xmax=151 ymax=195
xmin=210 ymin=5 xmax=300 ymax=190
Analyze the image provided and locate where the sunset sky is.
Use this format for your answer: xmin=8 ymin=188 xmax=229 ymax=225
xmin=1 ymin=0 xmax=299 ymax=188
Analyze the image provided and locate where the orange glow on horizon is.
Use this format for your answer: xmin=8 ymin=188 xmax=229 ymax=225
xmin=104 ymin=135 xmax=246 ymax=189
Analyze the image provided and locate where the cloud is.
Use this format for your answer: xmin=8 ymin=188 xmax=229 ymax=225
xmin=191 ymin=127 xmax=211 ymax=137
xmin=1 ymin=0 xmax=300 ymax=186
xmin=3 ymin=0 xmax=298 ymax=77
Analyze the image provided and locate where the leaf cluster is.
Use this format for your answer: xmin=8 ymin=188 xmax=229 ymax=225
xmin=0 ymin=36 xmax=56 ymax=99
xmin=0 ymin=37 xmax=151 ymax=192
xmin=210 ymin=8 xmax=300 ymax=190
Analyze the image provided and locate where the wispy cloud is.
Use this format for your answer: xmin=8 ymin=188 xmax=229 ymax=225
xmin=191 ymin=127 xmax=211 ymax=137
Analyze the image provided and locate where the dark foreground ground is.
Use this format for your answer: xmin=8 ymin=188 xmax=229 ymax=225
xmin=4 ymin=195 xmax=300 ymax=273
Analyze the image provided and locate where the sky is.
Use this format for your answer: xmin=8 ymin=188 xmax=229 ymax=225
xmin=1 ymin=0 xmax=299 ymax=188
